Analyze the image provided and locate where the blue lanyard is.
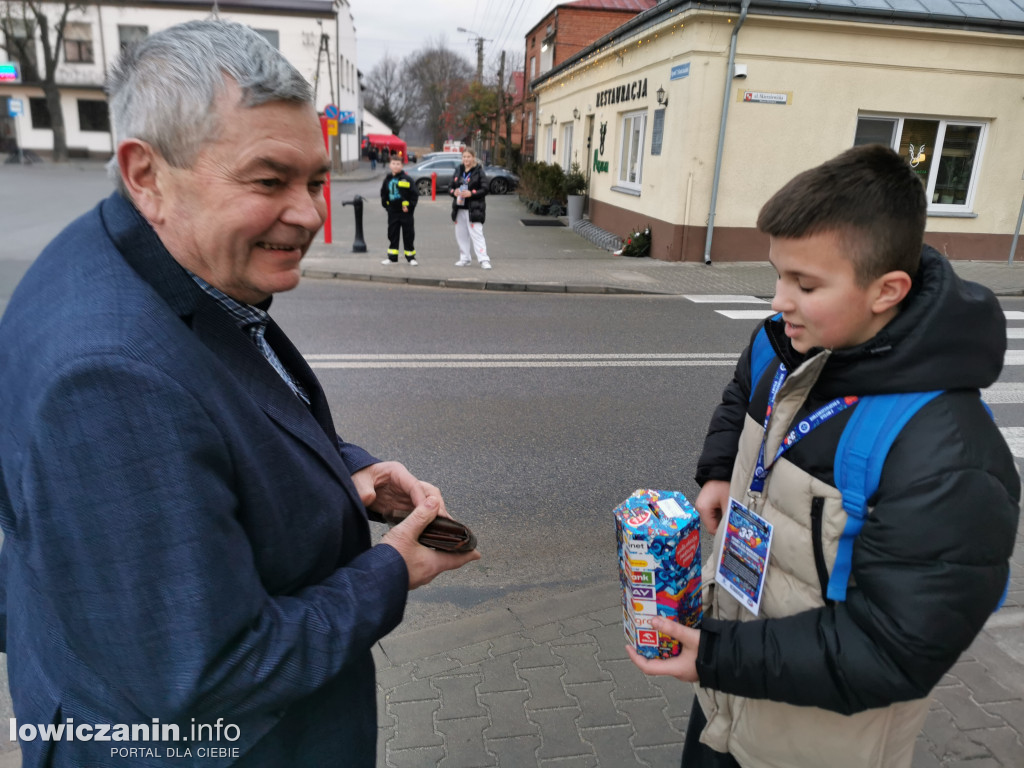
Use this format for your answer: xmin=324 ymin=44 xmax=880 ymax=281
xmin=750 ymin=364 xmax=859 ymax=494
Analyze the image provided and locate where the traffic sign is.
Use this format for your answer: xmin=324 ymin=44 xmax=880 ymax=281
xmin=324 ymin=104 xmax=339 ymax=120
xmin=8 ymin=98 xmax=23 ymax=117
xmin=0 ymin=62 xmax=19 ymax=83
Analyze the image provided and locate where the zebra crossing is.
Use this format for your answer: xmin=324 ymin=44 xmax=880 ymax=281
xmin=684 ymin=294 xmax=1024 ymax=462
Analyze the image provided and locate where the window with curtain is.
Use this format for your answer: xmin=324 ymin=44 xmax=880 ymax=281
xmin=617 ymin=110 xmax=646 ymax=190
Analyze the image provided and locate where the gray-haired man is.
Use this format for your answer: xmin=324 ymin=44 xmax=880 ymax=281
xmin=0 ymin=19 xmax=478 ymax=767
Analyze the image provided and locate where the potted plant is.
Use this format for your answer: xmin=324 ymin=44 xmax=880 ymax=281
xmin=564 ymin=162 xmax=587 ymax=224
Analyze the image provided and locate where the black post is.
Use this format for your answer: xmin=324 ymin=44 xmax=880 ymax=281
xmin=341 ymin=195 xmax=367 ymax=253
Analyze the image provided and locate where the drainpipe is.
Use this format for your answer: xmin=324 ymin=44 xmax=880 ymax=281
xmin=703 ymin=0 xmax=751 ymax=265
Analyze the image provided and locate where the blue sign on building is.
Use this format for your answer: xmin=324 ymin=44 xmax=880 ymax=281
xmin=670 ymin=62 xmax=690 ymax=81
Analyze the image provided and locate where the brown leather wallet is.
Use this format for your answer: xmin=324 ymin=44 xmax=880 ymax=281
xmin=417 ymin=516 xmax=478 ymax=553
xmin=367 ymin=510 xmax=478 ymax=552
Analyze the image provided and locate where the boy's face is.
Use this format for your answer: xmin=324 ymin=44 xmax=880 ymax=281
xmin=389 ymin=158 xmax=402 ymax=174
xmin=769 ymin=230 xmax=893 ymax=354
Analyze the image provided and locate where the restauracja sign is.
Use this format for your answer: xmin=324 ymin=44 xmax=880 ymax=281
xmin=596 ymin=78 xmax=648 ymax=107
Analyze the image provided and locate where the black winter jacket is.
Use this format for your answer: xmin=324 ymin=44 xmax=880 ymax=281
xmin=380 ymin=170 xmax=418 ymax=214
xmin=449 ymin=164 xmax=487 ymax=224
xmin=694 ymin=246 xmax=1020 ymax=714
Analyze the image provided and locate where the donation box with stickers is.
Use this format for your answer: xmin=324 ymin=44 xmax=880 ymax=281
xmin=614 ymin=489 xmax=702 ymax=659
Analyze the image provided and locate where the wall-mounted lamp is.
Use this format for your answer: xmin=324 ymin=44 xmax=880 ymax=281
xmin=572 ymin=107 xmax=580 ymax=120
xmin=656 ymin=86 xmax=668 ymax=107
xmin=550 ymin=114 xmax=556 ymax=124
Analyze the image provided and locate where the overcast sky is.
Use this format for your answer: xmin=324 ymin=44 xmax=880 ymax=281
xmin=348 ymin=0 xmax=560 ymax=77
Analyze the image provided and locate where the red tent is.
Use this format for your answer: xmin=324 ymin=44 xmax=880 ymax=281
xmin=366 ymin=133 xmax=407 ymax=161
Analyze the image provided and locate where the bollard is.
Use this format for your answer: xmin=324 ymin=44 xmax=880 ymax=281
xmin=341 ymin=195 xmax=368 ymax=253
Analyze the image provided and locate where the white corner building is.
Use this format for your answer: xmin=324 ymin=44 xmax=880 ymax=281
xmin=0 ymin=0 xmax=362 ymax=170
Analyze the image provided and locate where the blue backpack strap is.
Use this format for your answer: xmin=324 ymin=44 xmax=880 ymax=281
xmin=829 ymin=391 xmax=943 ymax=602
xmin=748 ymin=313 xmax=782 ymax=403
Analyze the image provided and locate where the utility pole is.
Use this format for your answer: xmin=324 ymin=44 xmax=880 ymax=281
xmin=496 ymin=51 xmax=505 ymax=164
xmin=457 ymin=26 xmax=486 ymax=82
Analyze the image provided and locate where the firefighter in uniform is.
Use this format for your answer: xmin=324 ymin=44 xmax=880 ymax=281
xmin=380 ymin=153 xmax=419 ymax=264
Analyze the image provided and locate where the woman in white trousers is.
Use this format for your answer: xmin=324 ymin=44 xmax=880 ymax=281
xmin=450 ymin=148 xmax=491 ymax=269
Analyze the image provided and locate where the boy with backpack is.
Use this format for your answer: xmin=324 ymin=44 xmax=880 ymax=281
xmin=629 ymin=144 xmax=1020 ymax=768
xmin=380 ymin=153 xmax=419 ymax=264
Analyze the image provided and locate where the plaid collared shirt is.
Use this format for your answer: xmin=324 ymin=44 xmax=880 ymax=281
xmin=188 ymin=272 xmax=310 ymax=406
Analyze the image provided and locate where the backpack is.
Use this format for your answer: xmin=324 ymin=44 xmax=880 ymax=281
xmin=747 ymin=320 xmax=1007 ymax=606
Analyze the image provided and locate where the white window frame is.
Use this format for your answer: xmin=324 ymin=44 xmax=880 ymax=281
xmin=856 ymin=114 xmax=988 ymax=215
xmin=561 ymin=122 xmax=573 ymax=170
xmin=544 ymin=123 xmax=554 ymax=161
xmin=617 ymin=110 xmax=646 ymax=191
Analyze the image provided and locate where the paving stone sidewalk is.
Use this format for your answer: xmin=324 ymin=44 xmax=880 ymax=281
xmin=374 ymin=577 xmax=1024 ymax=768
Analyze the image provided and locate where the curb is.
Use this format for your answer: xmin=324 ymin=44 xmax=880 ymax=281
xmin=300 ymin=269 xmax=656 ymax=295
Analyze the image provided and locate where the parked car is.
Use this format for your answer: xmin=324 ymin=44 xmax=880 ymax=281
xmin=406 ymin=157 xmax=521 ymax=196
xmin=483 ymin=165 xmax=519 ymax=195
xmin=406 ymin=156 xmax=464 ymax=196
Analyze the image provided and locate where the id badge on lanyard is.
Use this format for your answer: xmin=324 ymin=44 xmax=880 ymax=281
xmin=717 ymin=363 xmax=857 ymax=615
xmin=716 ymin=498 xmax=774 ymax=615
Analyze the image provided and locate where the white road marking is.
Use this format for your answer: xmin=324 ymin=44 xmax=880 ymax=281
xmin=1004 ymin=312 xmax=1024 ymax=320
xmin=1006 ymin=351 xmax=1024 ymax=366
xmin=305 ymin=353 xmax=742 ymax=369
xmin=1007 ymin=328 xmax=1024 ymax=339
xmin=715 ymin=309 xmax=778 ymax=320
xmin=684 ymin=295 xmax=768 ymax=304
xmin=999 ymin=427 xmax=1024 ymax=459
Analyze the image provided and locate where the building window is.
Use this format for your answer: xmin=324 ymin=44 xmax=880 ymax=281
xmin=539 ymin=45 xmax=552 ymax=74
xmin=854 ymin=115 xmax=986 ymax=211
xmin=77 ymin=99 xmax=110 ymax=132
xmin=562 ymin=123 xmax=573 ymax=169
xmin=63 ymin=22 xmax=94 ymax=64
xmin=526 ymin=111 xmax=533 ymax=139
xmin=29 ymin=97 xmax=51 ymax=129
xmin=618 ymin=110 xmax=646 ymax=189
xmin=5 ymin=18 xmax=39 ymax=81
xmin=253 ymin=29 xmax=279 ymax=49
xmin=118 ymin=25 xmax=148 ymax=53
xmin=530 ymin=56 xmax=536 ymax=80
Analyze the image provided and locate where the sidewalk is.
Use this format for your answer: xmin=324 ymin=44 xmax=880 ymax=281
xmin=304 ymin=192 xmax=1024 ymax=766
xmin=305 ymin=189 xmax=1024 ymax=299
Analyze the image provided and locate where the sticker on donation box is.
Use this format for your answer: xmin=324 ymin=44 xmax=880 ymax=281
xmin=715 ymin=498 xmax=773 ymax=616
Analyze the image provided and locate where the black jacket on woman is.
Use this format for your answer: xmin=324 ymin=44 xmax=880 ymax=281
xmin=449 ymin=164 xmax=487 ymax=224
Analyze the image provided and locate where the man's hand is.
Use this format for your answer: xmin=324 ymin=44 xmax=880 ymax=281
xmin=351 ymin=461 xmax=449 ymax=523
xmin=626 ymin=617 xmax=701 ymax=683
xmin=695 ymin=480 xmax=731 ymax=535
xmin=382 ymin=495 xmax=481 ymax=589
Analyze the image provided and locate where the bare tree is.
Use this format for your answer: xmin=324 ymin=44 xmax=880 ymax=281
xmin=0 ymin=1 xmax=82 ymax=161
xmin=403 ymin=39 xmax=473 ymax=151
xmin=363 ymin=53 xmax=416 ymax=136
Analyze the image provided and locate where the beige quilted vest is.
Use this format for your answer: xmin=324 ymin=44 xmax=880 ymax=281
xmin=694 ymin=351 xmax=929 ymax=768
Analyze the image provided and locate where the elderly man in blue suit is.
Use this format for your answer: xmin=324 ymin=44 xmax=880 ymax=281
xmin=0 ymin=19 xmax=479 ymax=767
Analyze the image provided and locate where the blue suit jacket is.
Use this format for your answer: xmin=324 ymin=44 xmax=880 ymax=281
xmin=0 ymin=193 xmax=409 ymax=766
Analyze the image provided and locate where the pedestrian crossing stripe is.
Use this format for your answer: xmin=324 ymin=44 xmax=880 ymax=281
xmin=683 ymin=295 xmax=768 ymax=304
xmin=716 ymin=309 xmax=777 ymax=320
xmin=999 ymin=427 xmax=1024 ymax=459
